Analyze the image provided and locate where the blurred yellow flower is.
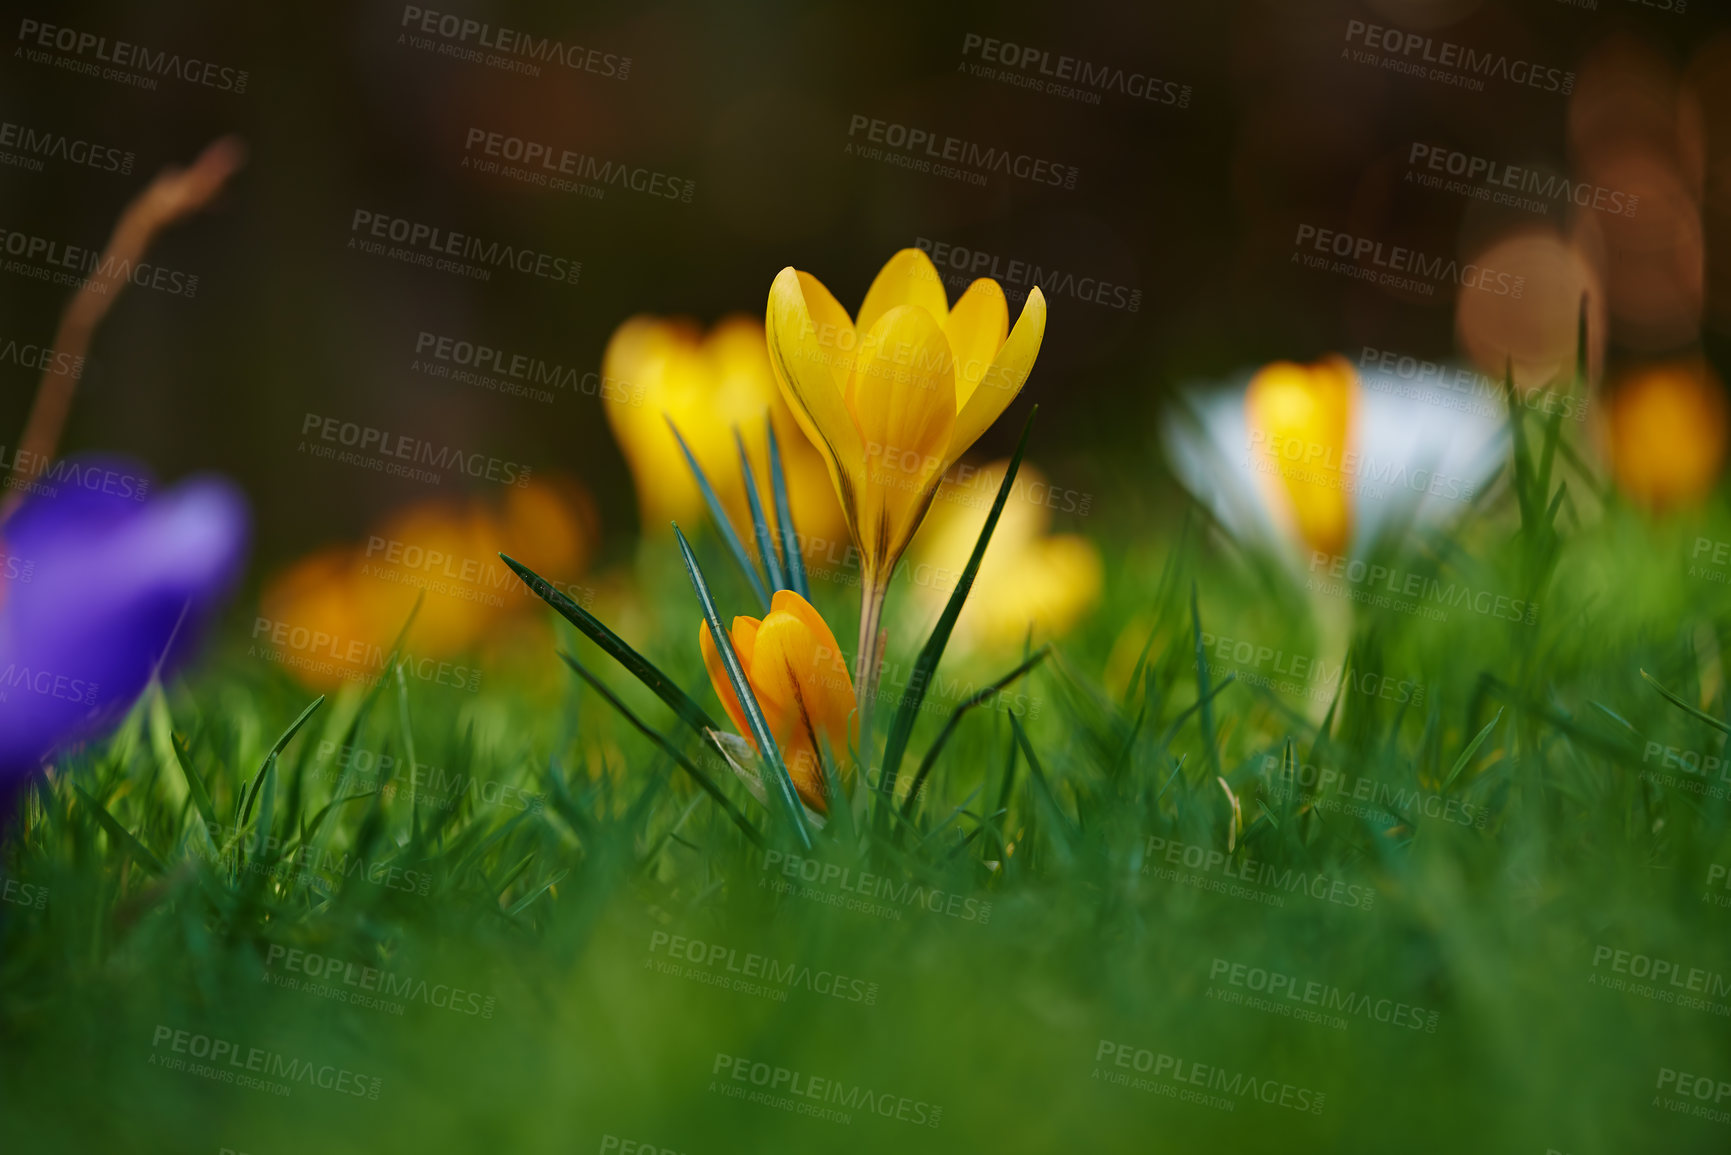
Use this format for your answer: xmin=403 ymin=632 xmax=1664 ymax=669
xmin=699 ymin=590 xmax=855 ymax=813
xmin=601 ymin=314 xmax=844 ymax=551
xmin=906 ymin=460 xmax=1102 ymax=655
xmin=1245 ymin=356 xmax=1356 ymax=558
xmin=1163 ymin=354 xmax=1504 ymax=563
xmin=1607 ymin=360 xmax=1728 ymax=510
xmin=258 ymin=478 xmax=598 ymax=692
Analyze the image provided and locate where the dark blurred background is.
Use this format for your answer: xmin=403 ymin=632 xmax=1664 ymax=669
xmin=2 ymin=0 xmax=1726 ymax=571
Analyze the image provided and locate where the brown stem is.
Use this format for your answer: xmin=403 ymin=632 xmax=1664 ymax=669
xmin=853 ymin=572 xmax=889 ymax=755
xmin=3 ymin=136 xmax=246 ymax=520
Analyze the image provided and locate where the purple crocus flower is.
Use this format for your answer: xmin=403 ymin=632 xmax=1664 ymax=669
xmin=0 ymin=457 xmax=249 ymax=794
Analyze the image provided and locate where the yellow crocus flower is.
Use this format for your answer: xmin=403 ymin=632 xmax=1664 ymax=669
xmin=764 ymin=249 xmax=1047 ymax=723
xmin=699 ymin=590 xmax=856 ymax=813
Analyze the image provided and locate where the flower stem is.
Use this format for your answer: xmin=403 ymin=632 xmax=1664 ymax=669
xmin=854 ymin=573 xmax=889 ymax=757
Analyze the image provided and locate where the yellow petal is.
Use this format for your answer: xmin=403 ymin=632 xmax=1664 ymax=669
xmin=845 ymin=305 xmax=958 ymax=576
xmin=945 ymin=279 xmax=1009 ymax=411
xmin=767 ymin=590 xmax=855 ymax=740
xmin=1245 ymin=356 xmax=1355 ymax=556
xmin=699 ymin=619 xmax=750 ymax=739
xmin=855 ymin=248 xmax=949 ymax=336
xmin=766 ymin=268 xmax=867 ymax=527
xmin=949 ymin=287 xmax=1045 ymax=468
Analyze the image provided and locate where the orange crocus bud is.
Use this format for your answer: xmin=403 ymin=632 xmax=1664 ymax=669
xmin=699 ymin=590 xmax=856 ymax=812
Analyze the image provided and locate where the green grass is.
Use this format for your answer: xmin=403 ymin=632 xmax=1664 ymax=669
xmin=4 ymin=404 xmax=1731 ymax=1154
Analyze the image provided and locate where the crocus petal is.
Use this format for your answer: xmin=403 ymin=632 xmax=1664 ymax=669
xmin=1245 ymin=357 xmax=1355 ymax=558
xmin=767 ymin=589 xmax=855 ymax=741
xmin=854 ymin=248 xmax=949 ymax=336
xmin=748 ymin=603 xmax=853 ymax=791
xmin=949 ymin=287 xmax=1045 ymax=469
xmin=845 ymin=305 xmax=958 ymax=576
xmin=0 ymin=468 xmax=249 ymax=781
xmin=945 ymin=279 xmax=1009 ymax=411
xmin=766 ymin=268 xmax=867 ymax=527
xmin=1349 ymin=370 xmax=1506 ymax=547
xmin=699 ymin=618 xmax=751 ymax=739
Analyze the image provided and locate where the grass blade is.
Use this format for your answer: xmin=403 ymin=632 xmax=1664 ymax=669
xmin=766 ymin=418 xmax=809 ymax=599
xmin=902 ymin=647 xmax=1050 ymax=821
xmin=1444 ymin=707 xmax=1504 ymax=790
xmin=736 ymin=428 xmax=784 ymax=594
xmin=879 ymin=406 xmax=1037 ymax=805
xmin=503 ymin=553 xmax=718 ymax=738
xmin=666 ymin=416 xmax=770 ymax=611
xmin=1640 ymin=669 xmax=1731 ymax=737
xmin=74 ymin=785 xmax=166 ymax=876
xmin=559 ymin=652 xmax=764 ymax=848
xmin=674 ymin=524 xmax=810 ymax=848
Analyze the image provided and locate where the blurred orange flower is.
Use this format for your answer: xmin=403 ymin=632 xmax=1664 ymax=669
xmin=257 ymin=478 xmax=598 ymax=691
xmin=1606 ymin=360 xmax=1728 ymax=510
